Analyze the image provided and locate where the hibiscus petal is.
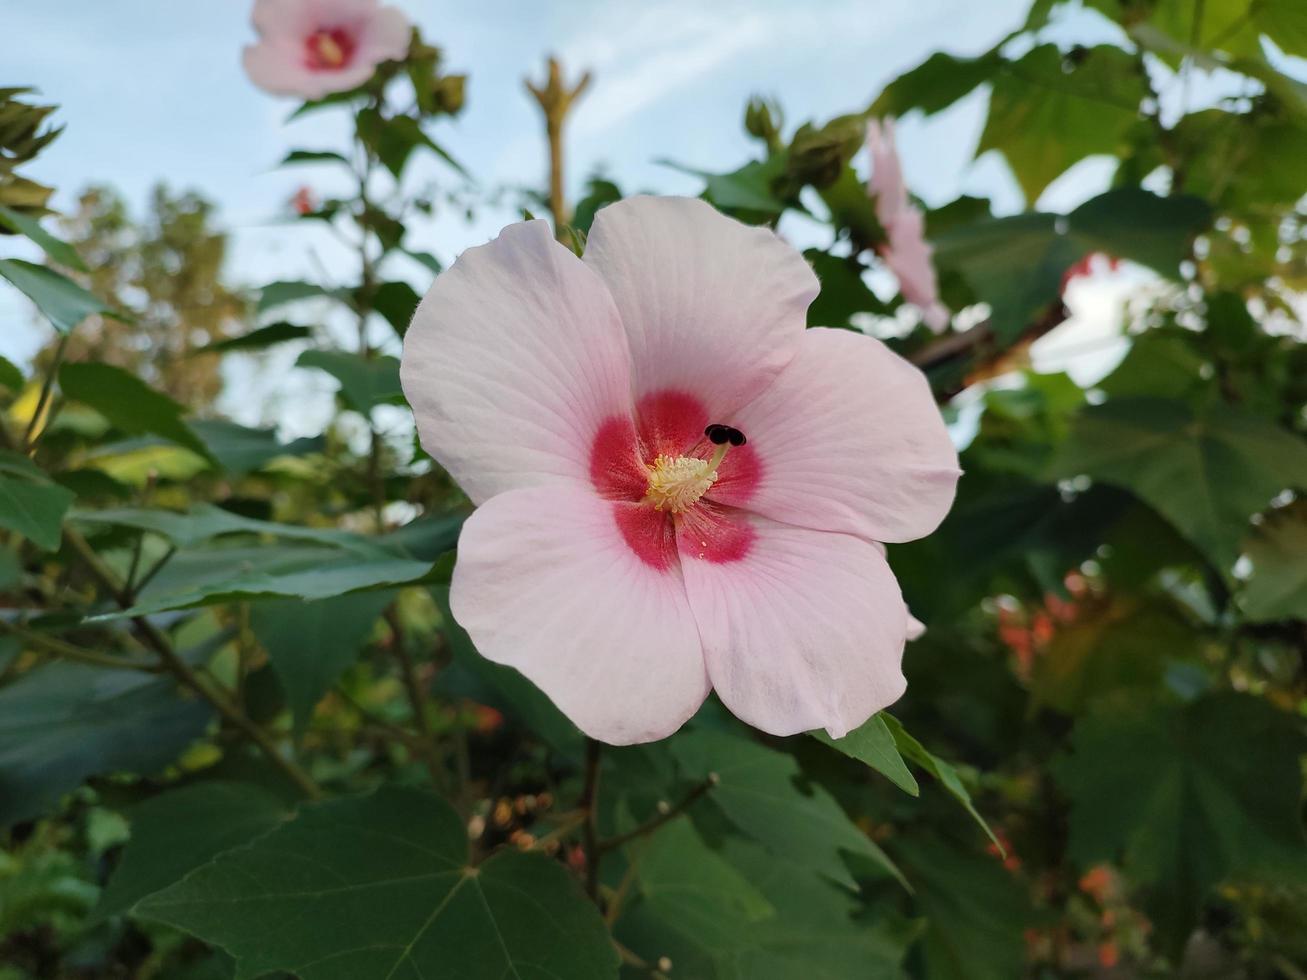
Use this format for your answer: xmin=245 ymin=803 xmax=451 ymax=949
xmin=681 ymin=516 xmax=909 ymax=738
xmin=717 ymin=327 xmax=959 ymax=543
xmin=583 ymin=196 xmax=819 ymax=418
xmin=358 ymin=5 xmax=411 ymax=62
xmin=451 ymin=487 xmax=709 ymax=744
xmin=402 ymin=220 xmax=636 ymax=505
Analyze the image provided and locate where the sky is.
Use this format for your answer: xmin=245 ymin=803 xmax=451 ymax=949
xmin=3 ymin=0 xmax=1152 ymax=430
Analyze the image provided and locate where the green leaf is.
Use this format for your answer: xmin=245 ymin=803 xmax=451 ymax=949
xmin=623 ymin=823 xmax=912 ymax=980
xmin=660 ymin=156 xmax=788 ymax=218
xmin=1066 ymin=189 xmax=1212 ymax=277
xmin=1054 ymin=694 xmax=1307 ymax=955
xmin=871 ymin=49 xmax=1003 ymax=117
xmin=0 ymin=258 xmax=120 ymax=333
xmin=188 ymin=420 xmax=323 ymax=476
xmin=96 ymin=781 xmax=291 ymax=919
xmin=803 ymin=250 xmax=888 ymax=329
xmin=1241 ymin=506 xmax=1307 ymax=622
xmin=631 ymin=816 xmax=775 ymax=947
xmin=59 ymin=362 xmax=214 ymax=462
xmin=0 ymin=354 xmax=23 ymax=390
xmin=250 ymin=591 xmax=393 ymax=731
xmin=73 ymin=503 xmax=380 ymax=551
xmin=256 ymin=280 xmax=337 ymax=315
xmin=811 ymin=713 xmax=919 ymax=795
xmin=137 ymin=787 xmax=620 ymax=980
xmin=933 ymin=212 xmax=1078 ymax=342
xmin=671 ymin=729 xmax=905 ymax=890
xmin=402 ymin=248 xmax=442 ymax=275
xmin=94 ymin=542 xmax=435 ymax=619
xmin=279 ymin=149 xmax=350 ymax=167
xmin=1097 ymin=328 xmax=1211 ymax=402
xmin=194 ymin=321 xmax=311 ymax=354
xmin=371 ymin=280 xmax=421 ymax=337
xmin=1054 ymin=398 xmax=1307 ymax=570
xmin=882 ymin=714 xmax=1000 ymax=851
xmin=0 ymin=661 xmax=211 ymax=826
xmin=934 ymin=192 xmax=1211 ymax=342
xmin=892 ymin=834 xmax=1032 ymax=980
xmin=357 ymin=110 xmax=469 ymax=180
xmin=297 ymin=349 xmax=403 ymax=413
xmin=0 ymin=472 xmax=73 ymax=550
xmin=978 ymin=45 xmax=1145 ymax=202
xmin=0 ymin=203 xmax=86 ymax=270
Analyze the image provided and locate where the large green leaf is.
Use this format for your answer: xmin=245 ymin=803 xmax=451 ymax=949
xmin=978 ymin=45 xmax=1144 ymax=202
xmin=670 ymin=729 xmax=903 ymax=890
xmin=892 ymin=834 xmax=1032 ymax=980
xmin=620 ymin=818 xmax=910 ymax=979
xmin=250 ymin=591 xmax=393 ymax=731
xmin=59 ymin=362 xmax=213 ymax=462
xmin=811 ymin=713 xmax=919 ymax=795
xmin=97 ymin=781 xmax=291 ymax=919
xmin=1054 ymin=398 xmax=1307 ymax=570
xmin=629 ymin=816 xmax=774 ymax=953
xmin=297 ymin=349 xmax=403 ymax=414
xmin=137 ymin=787 xmax=619 ymax=980
xmin=0 ymin=661 xmax=211 ymax=826
xmin=1054 ymin=694 xmax=1307 ymax=954
xmin=1241 ymin=506 xmax=1307 ymax=622
xmin=0 ymin=258 xmax=119 ymax=333
xmin=0 ymin=470 xmax=73 ymax=550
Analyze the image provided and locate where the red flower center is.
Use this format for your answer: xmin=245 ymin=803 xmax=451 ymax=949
xmin=589 ymin=390 xmax=761 ymax=570
xmin=304 ymin=27 xmax=355 ymax=71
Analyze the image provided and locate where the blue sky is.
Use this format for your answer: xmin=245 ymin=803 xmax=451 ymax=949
xmin=3 ymin=0 xmax=1155 ymax=426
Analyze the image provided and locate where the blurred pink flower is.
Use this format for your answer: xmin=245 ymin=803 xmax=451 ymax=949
xmin=866 ymin=118 xmax=950 ymax=332
xmin=243 ymin=0 xmax=410 ymax=100
xmin=291 ymin=185 xmax=316 ymax=215
xmin=401 ymin=197 xmax=959 ymax=744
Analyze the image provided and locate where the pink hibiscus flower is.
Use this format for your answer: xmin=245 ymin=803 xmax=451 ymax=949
xmin=401 ymin=197 xmax=960 ymax=744
xmin=866 ymin=118 xmax=950 ymax=333
xmin=243 ymin=0 xmax=410 ymax=101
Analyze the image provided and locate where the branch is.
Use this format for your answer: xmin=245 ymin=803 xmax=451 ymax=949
xmin=63 ymin=525 xmax=322 ymax=800
xmin=597 ymin=773 xmax=719 ymax=854
xmin=0 ymin=618 xmax=160 ymax=672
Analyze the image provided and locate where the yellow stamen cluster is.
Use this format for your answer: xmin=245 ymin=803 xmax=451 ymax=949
xmin=644 ymin=454 xmax=718 ymax=513
xmin=311 ymin=32 xmax=346 ymax=67
xmin=643 ymin=443 xmax=731 ymax=513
